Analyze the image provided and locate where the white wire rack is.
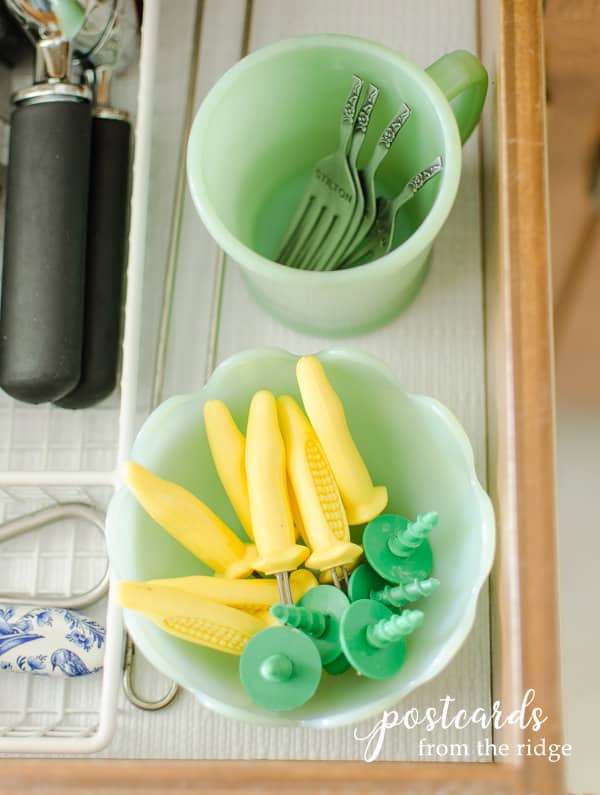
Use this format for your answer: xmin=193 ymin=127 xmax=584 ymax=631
xmin=0 ymin=473 xmax=122 ymax=754
xmin=0 ymin=0 xmax=162 ymax=755
xmin=0 ymin=483 xmax=111 ymax=744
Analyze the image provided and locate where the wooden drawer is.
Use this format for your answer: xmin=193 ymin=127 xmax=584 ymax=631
xmin=2 ymin=0 xmax=563 ymax=792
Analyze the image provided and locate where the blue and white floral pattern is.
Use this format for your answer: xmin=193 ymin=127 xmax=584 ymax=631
xmin=62 ymin=610 xmax=105 ymax=651
xmin=0 ymin=605 xmax=104 ymax=677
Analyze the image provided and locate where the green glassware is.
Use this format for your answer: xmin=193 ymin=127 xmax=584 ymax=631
xmin=188 ymin=38 xmax=488 ymax=336
xmin=107 ymin=348 xmax=496 ymax=727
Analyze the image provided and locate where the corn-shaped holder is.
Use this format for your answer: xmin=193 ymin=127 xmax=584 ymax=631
xmin=277 ymin=395 xmax=362 ymax=585
xmin=124 ymin=461 xmax=257 ymax=578
xmin=245 ymin=391 xmax=309 ymax=601
xmin=296 ymin=356 xmax=388 ymax=525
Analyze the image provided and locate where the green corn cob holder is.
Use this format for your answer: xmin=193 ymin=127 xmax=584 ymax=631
xmin=340 ymin=601 xmax=424 ymax=679
xmin=271 ymin=584 xmax=349 ymax=666
xmin=324 ymin=653 xmax=351 ymax=676
xmin=348 ymin=563 xmax=387 ymax=602
xmin=239 ymin=625 xmax=322 ymax=711
xmin=363 ymin=513 xmax=437 ymax=583
xmin=349 ymin=563 xmax=440 ymax=608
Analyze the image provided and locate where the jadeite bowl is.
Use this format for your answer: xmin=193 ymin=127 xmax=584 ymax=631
xmin=106 ymin=348 xmax=495 ymax=728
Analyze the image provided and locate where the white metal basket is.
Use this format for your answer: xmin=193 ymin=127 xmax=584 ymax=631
xmin=0 ymin=0 xmax=165 ymax=755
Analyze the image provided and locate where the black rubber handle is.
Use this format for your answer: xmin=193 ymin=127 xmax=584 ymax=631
xmin=0 ymin=98 xmax=92 ymax=404
xmin=57 ymin=113 xmax=131 ymax=409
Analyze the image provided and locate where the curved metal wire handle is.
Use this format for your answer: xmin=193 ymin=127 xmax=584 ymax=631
xmin=0 ymin=502 xmax=109 ymax=608
xmin=122 ymin=634 xmax=179 ymax=711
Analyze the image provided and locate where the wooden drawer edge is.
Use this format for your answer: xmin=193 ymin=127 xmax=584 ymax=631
xmin=1 ymin=1 xmax=566 ymax=792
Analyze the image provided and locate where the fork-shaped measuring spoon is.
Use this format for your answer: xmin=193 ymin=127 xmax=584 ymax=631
xmin=341 ymin=103 xmax=412 ymax=263
xmin=310 ymin=82 xmax=380 ymax=271
xmin=341 ymin=156 xmax=444 ymax=269
xmin=276 ymin=75 xmax=364 ymax=267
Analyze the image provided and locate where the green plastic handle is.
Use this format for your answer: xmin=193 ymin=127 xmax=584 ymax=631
xmin=426 ymin=49 xmax=488 ymax=144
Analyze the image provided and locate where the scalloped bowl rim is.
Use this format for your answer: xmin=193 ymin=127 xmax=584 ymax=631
xmin=109 ymin=347 xmax=496 ymax=728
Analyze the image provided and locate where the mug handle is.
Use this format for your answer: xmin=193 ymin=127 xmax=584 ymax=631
xmin=425 ymin=50 xmax=488 ymax=144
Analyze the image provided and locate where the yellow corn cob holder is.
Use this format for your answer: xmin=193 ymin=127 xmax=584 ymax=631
xmin=116 ymin=581 xmax=267 ymax=655
xmin=246 ymin=390 xmax=309 ymax=598
xmin=204 ymin=400 xmax=253 ymax=540
xmin=277 ymin=395 xmax=362 ymax=579
xmin=204 ymin=398 xmax=303 ymax=542
xmin=124 ymin=461 xmax=257 ymax=579
xmin=296 ymin=356 xmax=388 ymax=525
xmin=147 ymin=569 xmax=318 ymax=614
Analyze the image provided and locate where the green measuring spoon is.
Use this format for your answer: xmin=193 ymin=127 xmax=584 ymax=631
xmin=363 ymin=513 xmax=437 ymax=583
xmin=348 ymin=563 xmax=440 ymax=608
xmin=340 ymin=601 xmax=424 ymax=679
xmin=271 ymin=584 xmax=349 ymax=666
xmin=239 ymin=625 xmax=322 ymax=711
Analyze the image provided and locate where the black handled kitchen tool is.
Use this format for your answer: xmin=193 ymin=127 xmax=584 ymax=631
xmin=0 ymin=4 xmax=92 ymax=404
xmin=56 ymin=110 xmax=130 ymax=408
xmin=57 ymin=1 xmax=136 ymax=408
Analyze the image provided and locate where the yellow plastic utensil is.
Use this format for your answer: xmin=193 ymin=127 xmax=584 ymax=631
xmin=203 ymin=399 xmax=302 ymax=542
xmin=147 ymin=569 xmax=318 ymax=614
xmin=296 ymin=356 xmax=388 ymax=525
xmin=204 ymin=400 xmax=253 ymax=540
xmin=116 ymin=581 xmax=267 ymax=655
xmin=277 ymin=395 xmax=362 ymax=582
xmin=245 ymin=391 xmax=309 ymax=600
xmin=124 ymin=461 xmax=257 ymax=578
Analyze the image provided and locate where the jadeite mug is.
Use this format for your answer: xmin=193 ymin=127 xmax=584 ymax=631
xmin=187 ymin=35 xmax=487 ymax=337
